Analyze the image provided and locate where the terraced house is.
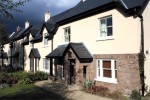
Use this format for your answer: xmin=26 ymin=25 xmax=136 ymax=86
xmin=2 ymin=0 xmax=150 ymax=95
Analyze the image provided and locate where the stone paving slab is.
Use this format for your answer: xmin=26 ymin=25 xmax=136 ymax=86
xmin=35 ymin=80 xmax=112 ymax=100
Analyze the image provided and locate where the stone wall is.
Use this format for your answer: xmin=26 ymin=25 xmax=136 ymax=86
xmin=89 ymin=54 xmax=141 ymax=95
xmin=54 ymin=50 xmax=140 ymax=95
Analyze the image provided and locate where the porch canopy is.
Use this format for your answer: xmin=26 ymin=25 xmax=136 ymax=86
xmin=29 ymin=48 xmax=40 ymax=58
xmin=46 ymin=43 xmax=93 ymax=63
xmin=12 ymin=52 xmax=19 ymax=58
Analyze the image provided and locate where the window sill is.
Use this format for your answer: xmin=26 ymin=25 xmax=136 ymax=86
xmin=42 ymin=45 xmax=49 ymax=48
xmin=94 ymin=77 xmax=117 ymax=84
xmin=96 ymin=36 xmax=114 ymax=41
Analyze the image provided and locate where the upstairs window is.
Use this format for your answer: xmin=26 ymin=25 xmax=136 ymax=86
xmin=64 ymin=27 xmax=71 ymax=42
xmin=44 ymin=33 xmax=48 ymax=45
xmin=99 ymin=16 xmax=113 ymax=37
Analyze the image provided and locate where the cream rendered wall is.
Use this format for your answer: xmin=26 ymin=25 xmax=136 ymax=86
xmin=33 ymin=28 xmax=52 ymax=73
xmin=143 ymin=2 xmax=150 ymax=89
xmin=24 ymin=28 xmax=52 ymax=73
xmin=3 ymin=43 xmax=10 ymax=65
xmin=4 ymin=43 xmax=10 ymax=56
xmin=53 ymin=9 xmax=141 ymax=55
xmin=24 ymin=44 xmax=30 ymax=72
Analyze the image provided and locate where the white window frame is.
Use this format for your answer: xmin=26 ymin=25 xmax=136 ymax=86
xmin=43 ymin=33 xmax=48 ymax=46
xmin=43 ymin=58 xmax=49 ymax=70
xmin=98 ymin=16 xmax=113 ymax=40
xmin=61 ymin=66 xmax=65 ymax=79
xmin=64 ymin=27 xmax=71 ymax=43
xmin=36 ymin=59 xmax=39 ymax=71
xmin=95 ymin=59 xmax=117 ymax=84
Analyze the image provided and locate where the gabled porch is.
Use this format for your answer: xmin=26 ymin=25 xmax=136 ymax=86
xmin=46 ymin=43 xmax=93 ymax=85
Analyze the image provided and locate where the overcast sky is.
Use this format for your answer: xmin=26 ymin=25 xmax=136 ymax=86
xmin=6 ymin=0 xmax=80 ymax=34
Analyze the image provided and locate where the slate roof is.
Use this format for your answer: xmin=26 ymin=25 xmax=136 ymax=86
xmin=9 ymin=29 xmax=23 ymax=41
xmin=12 ymin=26 xmax=32 ymax=41
xmin=122 ymin=0 xmax=145 ymax=9
xmin=45 ymin=0 xmax=146 ymax=34
xmin=29 ymin=49 xmax=40 ymax=58
xmin=46 ymin=44 xmax=68 ymax=58
xmin=8 ymin=0 xmax=147 ymax=43
xmin=46 ymin=43 xmax=93 ymax=63
xmin=70 ymin=43 xmax=92 ymax=59
xmin=30 ymin=32 xmax=43 ymax=43
xmin=45 ymin=8 xmax=73 ymax=33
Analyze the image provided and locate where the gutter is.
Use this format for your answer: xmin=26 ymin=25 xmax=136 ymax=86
xmin=136 ymin=13 xmax=145 ymax=96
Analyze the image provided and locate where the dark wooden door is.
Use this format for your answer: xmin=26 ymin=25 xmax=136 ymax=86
xmin=30 ymin=58 xmax=34 ymax=72
xmin=70 ymin=59 xmax=75 ymax=84
xmin=83 ymin=66 xmax=87 ymax=80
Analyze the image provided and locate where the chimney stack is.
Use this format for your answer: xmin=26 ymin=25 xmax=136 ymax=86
xmin=25 ymin=20 xmax=29 ymax=29
xmin=82 ymin=0 xmax=86 ymax=2
xmin=45 ymin=11 xmax=50 ymax=22
xmin=17 ymin=26 xmax=20 ymax=31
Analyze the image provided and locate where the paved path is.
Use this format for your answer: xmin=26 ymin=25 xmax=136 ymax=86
xmin=35 ymin=80 xmax=112 ymax=100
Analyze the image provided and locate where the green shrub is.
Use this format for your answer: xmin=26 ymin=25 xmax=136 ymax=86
xmin=83 ymin=80 xmax=92 ymax=90
xmin=0 ymin=72 xmax=18 ymax=86
xmin=34 ymin=71 xmax=48 ymax=81
xmin=130 ymin=90 xmax=141 ymax=100
xmin=0 ymin=71 xmax=48 ymax=87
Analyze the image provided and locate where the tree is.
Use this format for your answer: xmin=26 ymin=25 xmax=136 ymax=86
xmin=0 ymin=0 xmax=30 ymax=71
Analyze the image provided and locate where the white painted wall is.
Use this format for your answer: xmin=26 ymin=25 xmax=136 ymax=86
xmin=53 ymin=9 xmax=141 ymax=55
xmin=143 ymin=1 xmax=150 ymax=89
xmin=24 ymin=28 xmax=52 ymax=73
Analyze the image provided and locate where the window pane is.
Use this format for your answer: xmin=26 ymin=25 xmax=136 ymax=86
xmin=107 ymin=17 xmax=112 ymax=26
xmin=98 ymin=60 xmax=100 ymax=68
xmin=115 ymin=70 xmax=117 ymax=78
xmin=103 ymin=61 xmax=111 ymax=69
xmin=68 ymin=28 xmax=70 ymax=34
xmin=98 ymin=69 xmax=100 ymax=76
xmin=107 ymin=27 xmax=112 ymax=36
xmin=100 ymin=19 xmax=106 ymax=27
xmin=103 ymin=69 xmax=111 ymax=78
xmin=100 ymin=19 xmax=107 ymax=37
xmin=64 ymin=27 xmax=71 ymax=42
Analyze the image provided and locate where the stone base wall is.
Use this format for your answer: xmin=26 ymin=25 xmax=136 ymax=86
xmin=88 ymin=54 xmax=141 ymax=95
xmin=54 ymin=52 xmax=141 ymax=95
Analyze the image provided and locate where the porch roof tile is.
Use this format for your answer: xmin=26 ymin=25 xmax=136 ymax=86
xmin=29 ymin=49 xmax=40 ymax=58
xmin=46 ymin=43 xmax=93 ymax=63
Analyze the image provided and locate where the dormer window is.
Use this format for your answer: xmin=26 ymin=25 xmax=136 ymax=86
xmin=64 ymin=27 xmax=71 ymax=42
xmin=44 ymin=33 xmax=48 ymax=45
xmin=29 ymin=37 xmax=33 ymax=48
xmin=29 ymin=42 xmax=33 ymax=48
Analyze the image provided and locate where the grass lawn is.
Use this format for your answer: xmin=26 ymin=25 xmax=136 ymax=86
xmin=0 ymin=84 xmax=66 ymax=100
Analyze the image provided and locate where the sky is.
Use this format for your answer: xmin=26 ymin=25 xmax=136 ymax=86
xmin=6 ymin=0 xmax=81 ymax=34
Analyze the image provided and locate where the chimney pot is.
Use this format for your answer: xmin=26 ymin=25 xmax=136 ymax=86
xmin=25 ymin=20 xmax=29 ymax=29
xmin=45 ymin=11 xmax=50 ymax=22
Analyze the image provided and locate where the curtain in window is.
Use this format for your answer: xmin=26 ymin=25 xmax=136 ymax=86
xmin=100 ymin=19 xmax=107 ymax=37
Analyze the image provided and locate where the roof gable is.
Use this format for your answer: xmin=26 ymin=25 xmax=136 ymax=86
xmin=46 ymin=43 xmax=93 ymax=63
xmin=29 ymin=49 xmax=40 ymax=58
